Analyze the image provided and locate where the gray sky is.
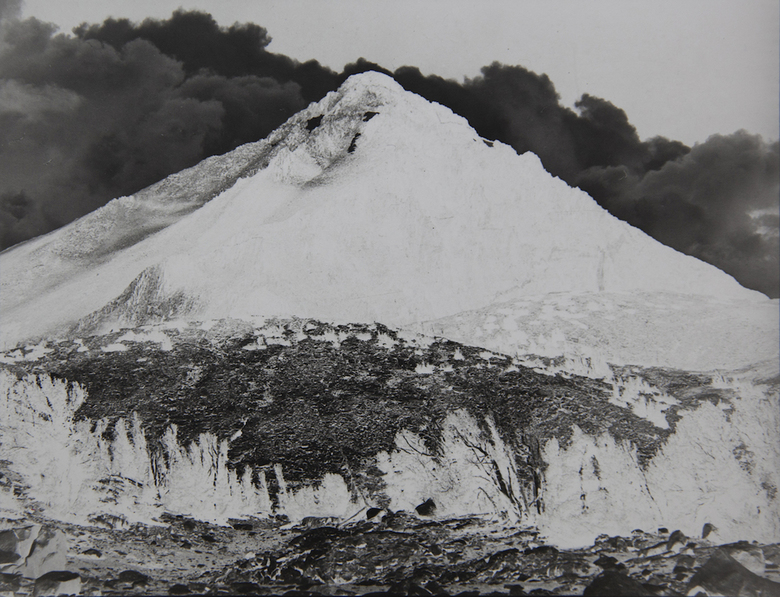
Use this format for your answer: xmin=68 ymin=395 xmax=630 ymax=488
xmin=18 ymin=0 xmax=780 ymax=145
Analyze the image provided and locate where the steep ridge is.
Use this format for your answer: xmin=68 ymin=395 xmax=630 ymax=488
xmin=0 ymin=72 xmax=765 ymax=351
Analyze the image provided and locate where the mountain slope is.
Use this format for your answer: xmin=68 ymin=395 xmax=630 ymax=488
xmin=0 ymin=72 xmax=765 ymax=351
xmin=0 ymin=73 xmax=777 ymax=558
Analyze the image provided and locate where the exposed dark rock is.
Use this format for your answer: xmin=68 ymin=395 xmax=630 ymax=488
xmin=0 ymin=573 xmax=21 ymax=591
xmin=388 ymin=580 xmax=435 ymax=595
xmin=702 ymin=523 xmax=716 ymax=539
xmin=347 ymin=133 xmax=361 ymax=153
xmin=117 ymin=569 xmax=149 ymax=587
xmin=667 ymin=530 xmax=686 ymax=550
xmin=306 ymin=116 xmax=323 ymax=131
xmin=168 ymin=583 xmax=191 ymax=594
xmin=231 ymin=581 xmax=262 ymax=594
xmin=50 ymin=513 xmax=770 ymax=597
xmin=594 ymin=555 xmax=619 ymax=569
xmin=583 ymin=569 xmax=656 ymax=596
xmin=687 ymin=548 xmax=780 ymax=597
xmin=416 ymin=499 xmax=437 ymax=516
xmin=5 ymin=318 xmax=679 ymax=502
xmin=33 ymin=570 xmax=80 ymax=597
xmin=231 ymin=522 xmax=254 ymax=531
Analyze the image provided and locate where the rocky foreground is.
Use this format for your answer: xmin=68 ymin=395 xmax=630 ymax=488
xmin=1 ymin=514 xmax=779 ymax=596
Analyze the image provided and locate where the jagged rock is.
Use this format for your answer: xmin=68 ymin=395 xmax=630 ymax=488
xmin=687 ymin=548 xmax=780 ymax=597
xmin=666 ymin=530 xmax=686 ymax=552
xmin=416 ymin=499 xmax=437 ymax=516
xmin=33 ymin=570 xmax=80 ymax=597
xmin=20 ymin=526 xmax=67 ymax=579
xmin=582 ymin=569 xmax=656 ymax=596
xmin=0 ymin=525 xmax=67 ymax=580
xmin=0 ymin=572 xmax=20 ymax=593
xmin=594 ymin=555 xmax=619 ymax=569
xmin=116 ymin=569 xmax=149 ymax=588
xmin=0 ymin=526 xmax=38 ymax=569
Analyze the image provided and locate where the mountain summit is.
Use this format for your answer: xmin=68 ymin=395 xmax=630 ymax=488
xmin=0 ymin=72 xmax=764 ymax=351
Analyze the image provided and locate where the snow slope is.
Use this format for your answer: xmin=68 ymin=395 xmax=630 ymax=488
xmin=0 ymin=72 xmax=767 ymax=354
xmin=415 ymin=291 xmax=779 ymax=374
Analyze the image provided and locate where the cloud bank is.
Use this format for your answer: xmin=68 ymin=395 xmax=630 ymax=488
xmin=1 ymin=9 xmax=777 ymax=297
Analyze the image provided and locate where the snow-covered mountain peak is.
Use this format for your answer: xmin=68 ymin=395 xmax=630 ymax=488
xmin=0 ymin=71 xmax=770 ymax=352
xmin=260 ymin=71 xmax=473 ymax=187
xmin=325 ymin=70 xmax=408 ymax=108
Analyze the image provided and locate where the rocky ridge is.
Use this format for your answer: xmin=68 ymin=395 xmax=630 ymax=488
xmin=1 ymin=515 xmax=779 ymax=596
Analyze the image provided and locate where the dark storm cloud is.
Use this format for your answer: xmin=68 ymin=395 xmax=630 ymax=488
xmin=74 ymin=10 xmax=339 ymax=102
xmin=0 ymin=10 xmax=312 ymax=250
xmin=1 ymin=10 xmax=777 ymax=297
xmin=628 ymin=134 xmax=778 ymax=297
xmin=0 ymin=0 xmax=21 ymax=20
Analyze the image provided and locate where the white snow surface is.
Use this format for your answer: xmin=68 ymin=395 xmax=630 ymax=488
xmin=0 ymin=72 xmax=768 ymax=361
xmin=414 ymin=291 xmax=779 ymax=374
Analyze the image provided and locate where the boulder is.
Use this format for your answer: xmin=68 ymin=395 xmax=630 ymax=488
xmin=583 ymin=569 xmax=656 ymax=596
xmin=33 ymin=571 xmax=80 ymax=597
xmin=688 ymin=549 xmax=780 ymax=597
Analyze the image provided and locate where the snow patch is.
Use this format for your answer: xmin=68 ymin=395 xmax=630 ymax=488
xmin=414 ymin=362 xmax=435 ymax=375
xmin=20 ymin=342 xmax=53 ymax=361
xmin=115 ymin=329 xmax=173 ymax=351
xmin=101 ymin=343 xmax=128 ymax=353
xmin=376 ymin=333 xmax=396 ymax=349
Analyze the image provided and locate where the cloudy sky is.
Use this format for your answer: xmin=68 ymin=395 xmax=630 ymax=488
xmin=20 ymin=0 xmax=779 ymax=146
xmin=2 ymin=0 xmax=779 ymax=297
